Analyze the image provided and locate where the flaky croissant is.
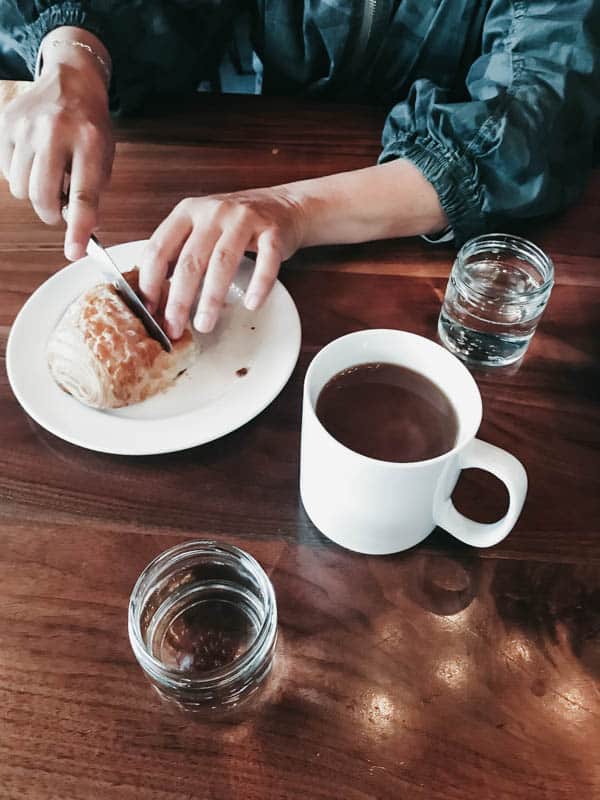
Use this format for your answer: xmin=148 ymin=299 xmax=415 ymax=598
xmin=47 ymin=270 xmax=197 ymax=409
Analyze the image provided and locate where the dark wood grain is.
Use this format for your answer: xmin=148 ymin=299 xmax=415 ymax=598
xmin=1 ymin=89 xmax=599 ymax=800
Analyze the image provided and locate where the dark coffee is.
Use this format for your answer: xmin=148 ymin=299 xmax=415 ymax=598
xmin=315 ymin=362 xmax=458 ymax=462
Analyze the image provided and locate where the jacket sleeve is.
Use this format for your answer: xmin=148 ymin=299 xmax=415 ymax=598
xmin=3 ymin=2 xmax=104 ymax=74
xmin=379 ymin=0 xmax=600 ymax=245
xmin=2 ymin=1 xmax=236 ymax=112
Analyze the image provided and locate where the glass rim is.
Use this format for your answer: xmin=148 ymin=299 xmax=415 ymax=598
xmin=455 ymin=233 xmax=555 ymax=300
xmin=128 ymin=540 xmax=277 ymax=689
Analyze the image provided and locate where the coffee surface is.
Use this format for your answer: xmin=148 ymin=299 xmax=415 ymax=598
xmin=316 ymin=362 xmax=458 ymax=462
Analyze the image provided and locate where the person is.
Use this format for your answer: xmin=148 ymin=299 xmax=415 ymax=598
xmin=1 ymin=1 xmax=598 ymax=340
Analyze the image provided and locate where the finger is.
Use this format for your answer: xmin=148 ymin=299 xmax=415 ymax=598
xmin=163 ymin=227 xmax=220 ymax=339
xmin=0 ymin=139 xmax=14 ymax=181
xmin=8 ymin=138 xmax=34 ymax=200
xmin=65 ymin=144 xmax=105 ymax=261
xmin=139 ymin=210 xmax=193 ymax=315
xmin=244 ymin=229 xmax=283 ymax=311
xmin=29 ymin=145 xmax=68 ymax=225
xmin=194 ymin=229 xmax=250 ymax=334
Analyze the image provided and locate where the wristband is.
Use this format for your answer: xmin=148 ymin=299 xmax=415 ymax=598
xmin=35 ymin=39 xmax=111 ymax=87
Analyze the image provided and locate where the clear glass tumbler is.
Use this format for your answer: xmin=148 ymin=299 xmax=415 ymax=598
xmin=438 ymin=234 xmax=554 ymax=367
xmin=128 ymin=541 xmax=277 ymax=716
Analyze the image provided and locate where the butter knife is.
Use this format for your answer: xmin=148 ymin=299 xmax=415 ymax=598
xmin=61 ymin=204 xmax=172 ymax=352
xmin=86 ymin=234 xmax=172 ymax=352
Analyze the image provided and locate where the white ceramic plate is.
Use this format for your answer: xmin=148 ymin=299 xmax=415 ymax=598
xmin=6 ymin=240 xmax=301 ymax=455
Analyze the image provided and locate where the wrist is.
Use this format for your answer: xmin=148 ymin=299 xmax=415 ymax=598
xmin=272 ymin=175 xmax=367 ymax=249
xmin=37 ymin=26 xmax=111 ymax=91
xmin=273 ymin=183 xmax=319 ymax=250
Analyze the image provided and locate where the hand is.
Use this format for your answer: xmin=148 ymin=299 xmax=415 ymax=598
xmin=0 ymin=34 xmax=114 ymax=261
xmin=139 ymin=188 xmax=307 ymax=338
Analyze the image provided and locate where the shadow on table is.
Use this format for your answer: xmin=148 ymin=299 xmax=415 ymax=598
xmin=491 ymin=559 xmax=600 ymax=682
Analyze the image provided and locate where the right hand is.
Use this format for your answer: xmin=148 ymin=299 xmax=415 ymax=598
xmin=0 ymin=39 xmax=114 ymax=260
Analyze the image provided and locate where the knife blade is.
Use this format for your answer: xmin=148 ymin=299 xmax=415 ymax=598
xmin=60 ymin=202 xmax=172 ymax=352
xmin=86 ymin=234 xmax=172 ymax=352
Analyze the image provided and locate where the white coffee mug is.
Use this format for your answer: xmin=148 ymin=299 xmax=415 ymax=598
xmin=299 ymin=330 xmax=528 ymax=555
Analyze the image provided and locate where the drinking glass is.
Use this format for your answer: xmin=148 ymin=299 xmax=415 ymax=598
xmin=128 ymin=541 xmax=277 ymax=715
xmin=438 ymin=234 xmax=554 ymax=366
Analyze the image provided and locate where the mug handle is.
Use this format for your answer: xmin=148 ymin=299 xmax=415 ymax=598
xmin=433 ymin=439 xmax=528 ymax=548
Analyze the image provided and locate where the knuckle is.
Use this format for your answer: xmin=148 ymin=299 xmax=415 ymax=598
xmin=213 ymin=197 xmax=243 ymax=220
xmin=2 ymin=99 xmax=20 ymax=129
xmin=30 ymin=111 xmax=62 ymax=148
xmin=175 ymin=197 xmax=196 ymax=216
xmin=178 ymin=252 xmax=205 ymax=279
xmin=217 ymin=197 xmax=235 ymax=213
xmin=45 ymin=106 xmax=70 ymax=132
xmin=235 ymin=205 xmax=255 ymax=227
xmin=212 ymin=246 xmax=236 ymax=267
xmin=72 ymin=188 xmax=99 ymax=209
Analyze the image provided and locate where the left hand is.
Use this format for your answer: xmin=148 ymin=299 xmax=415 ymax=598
xmin=139 ymin=187 xmax=306 ymax=339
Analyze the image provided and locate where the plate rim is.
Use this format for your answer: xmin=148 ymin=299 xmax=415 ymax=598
xmin=6 ymin=240 xmax=302 ymax=456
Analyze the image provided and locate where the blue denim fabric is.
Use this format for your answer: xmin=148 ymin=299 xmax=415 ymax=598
xmin=2 ymin=1 xmax=599 ymax=243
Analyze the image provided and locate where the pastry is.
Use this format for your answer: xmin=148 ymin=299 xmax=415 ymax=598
xmin=47 ymin=270 xmax=196 ymax=409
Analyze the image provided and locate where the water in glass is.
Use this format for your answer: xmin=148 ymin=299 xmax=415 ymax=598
xmin=438 ymin=235 xmax=553 ymax=367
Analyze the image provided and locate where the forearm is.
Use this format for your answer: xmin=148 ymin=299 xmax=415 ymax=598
xmin=282 ymin=159 xmax=448 ymax=248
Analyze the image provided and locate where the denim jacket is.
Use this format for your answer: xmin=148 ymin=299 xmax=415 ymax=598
xmin=3 ymin=0 xmax=599 ymax=244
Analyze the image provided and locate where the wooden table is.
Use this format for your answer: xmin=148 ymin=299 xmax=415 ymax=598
xmin=1 ymin=88 xmax=599 ymax=800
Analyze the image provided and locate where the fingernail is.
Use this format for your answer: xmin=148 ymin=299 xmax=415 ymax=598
xmin=194 ymin=310 xmax=217 ymax=334
xmin=65 ymin=242 xmax=84 ymax=261
xmin=245 ymin=293 xmax=261 ymax=311
xmin=166 ymin=320 xmax=183 ymax=340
